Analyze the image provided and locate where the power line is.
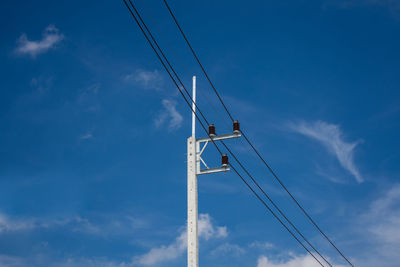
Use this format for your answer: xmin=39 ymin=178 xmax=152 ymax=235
xmin=122 ymin=1 xmax=327 ymax=266
xmin=135 ymin=0 xmax=228 ymax=128
xmin=228 ymin=163 xmax=325 ymax=267
xmin=125 ymin=0 xmax=210 ymax=127
xmin=122 ymin=0 xmax=208 ymax=137
xmin=242 ymin=131 xmax=354 ymax=267
xmin=161 ymin=0 xmax=235 ymax=122
xmin=221 ymin=140 xmax=333 ymax=267
xmin=129 ymin=0 xmax=227 ymax=134
xmin=160 ymin=1 xmax=354 ymax=266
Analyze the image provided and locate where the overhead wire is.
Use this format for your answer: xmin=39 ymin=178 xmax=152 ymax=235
xmin=136 ymin=0 xmax=229 ymax=129
xmin=122 ymin=1 xmax=329 ymax=266
xmin=221 ymin=140 xmax=332 ymax=267
xmin=160 ymin=1 xmax=354 ymax=266
xmin=135 ymin=0 xmax=225 ymax=125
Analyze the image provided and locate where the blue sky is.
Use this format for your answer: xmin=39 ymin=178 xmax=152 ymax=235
xmin=0 ymin=0 xmax=399 ymax=266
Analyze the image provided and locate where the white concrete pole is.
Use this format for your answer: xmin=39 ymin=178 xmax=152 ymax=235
xmin=187 ymin=76 xmax=198 ymax=267
xmin=187 ymin=136 xmax=198 ymax=267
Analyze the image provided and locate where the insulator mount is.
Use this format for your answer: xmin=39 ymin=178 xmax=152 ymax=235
xmin=233 ymin=120 xmax=240 ymax=133
xmin=208 ymin=124 xmax=216 ymax=136
xmin=222 ymin=154 xmax=229 ymax=166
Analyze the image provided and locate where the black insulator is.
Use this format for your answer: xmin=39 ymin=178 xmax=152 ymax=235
xmin=222 ymin=154 xmax=229 ymax=166
xmin=209 ymin=124 xmax=216 ymax=136
xmin=233 ymin=120 xmax=240 ymax=133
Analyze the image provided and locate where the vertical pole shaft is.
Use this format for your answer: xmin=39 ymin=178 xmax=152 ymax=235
xmin=188 ymin=75 xmax=198 ymax=267
xmin=187 ymin=137 xmax=198 ymax=267
xmin=192 ymin=76 xmax=196 ymax=138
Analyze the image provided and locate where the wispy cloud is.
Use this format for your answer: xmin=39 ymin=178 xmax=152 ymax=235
xmin=210 ymin=243 xmax=246 ymax=257
xmin=210 ymin=241 xmax=274 ymax=258
xmin=0 ymin=254 xmax=128 ymax=267
xmin=77 ymin=83 xmax=101 ymax=113
xmin=154 ymin=99 xmax=183 ymax=131
xmin=30 ymin=76 xmax=53 ymax=94
xmin=0 ymin=213 xmax=96 ymax=235
xmin=0 ymin=212 xmax=147 ymax=238
xmin=0 ymin=214 xmax=36 ymax=233
xmin=134 ymin=213 xmax=227 ymax=266
xmin=15 ymin=25 xmax=64 ymax=57
xmin=257 ymin=254 xmax=345 ymax=267
xmin=124 ymin=70 xmax=163 ymax=90
xmin=0 ymin=255 xmax=26 ymax=267
xmin=289 ymin=120 xmax=363 ymax=183
xmin=79 ymin=132 xmax=93 ymax=140
xmin=249 ymin=241 xmax=275 ymax=250
xmin=348 ymin=185 xmax=400 ymax=267
xmin=363 ymin=184 xmax=400 ymax=244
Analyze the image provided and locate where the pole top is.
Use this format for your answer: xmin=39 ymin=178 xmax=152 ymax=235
xmin=191 ymin=75 xmax=196 ymax=138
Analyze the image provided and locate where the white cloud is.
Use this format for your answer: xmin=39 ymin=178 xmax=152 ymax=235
xmin=211 ymin=243 xmax=246 ymax=256
xmin=257 ymin=254 xmax=317 ymax=267
xmin=15 ymin=25 xmax=64 ymax=57
xmin=289 ymin=120 xmax=363 ymax=183
xmin=52 ymin=258 xmax=129 ymax=267
xmin=0 ymin=255 xmax=130 ymax=267
xmin=0 ymin=255 xmax=27 ymax=267
xmin=198 ymin=213 xmax=228 ymax=239
xmin=257 ymin=254 xmax=345 ymax=267
xmin=0 ymin=214 xmax=36 ymax=233
xmin=249 ymin=241 xmax=275 ymax=250
xmin=154 ymin=99 xmax=183 ymax=131
xmin=77 ymin=83 xmax=101 ymax=113
xmin=124 ymin=70 xmax=163 ymax=90
xmin=134 ymin=232 xmax=186 ymax=266
xmin=134 ymin=213 xmax=227 ymax=266
xmin=0 ymin=213 xmax=147 ymax=238
xmin=80 ymin=132 xmax=93 ymax=140
xmin=364 ymin=184 xmax=400 ymax=245
xmin=30 ymin=76 xmax=53 ymax=93
xmin=347 ymin=184 xmax=400 ymax=267
xmin=0 ymin=214 xmax=100 ymax=235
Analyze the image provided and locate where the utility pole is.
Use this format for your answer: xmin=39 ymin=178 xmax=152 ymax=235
xmin=187 ymin=76 xmax=241 ymax=267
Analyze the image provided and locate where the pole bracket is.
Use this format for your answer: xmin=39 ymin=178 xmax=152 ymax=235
xmin=197 ymin=166 xmax=230 ymax=175
xmin=196 ymin=132 xmax=241 ymax=144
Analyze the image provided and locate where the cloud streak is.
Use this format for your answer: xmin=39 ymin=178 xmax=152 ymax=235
xmin=0 ymin=254 xmax=128 ymax=267
xmin=134 ymin=213 xmax=227 ymax=266
xmin=15 ymin=25 xmax=64 ymax=57
xmin=0 ymin=212 xmax=148 ymax=238
xmin=257 ymin=254 xmax=345 ymax=267
xmin=124 ymin=70 xmax=163 ymax=90
xmin=364 ymin=184 xmax=400 ymax=245
xmin=0 ymin=214 xmax=36 ymax=233
xmin=79 ymin=132 xmax=93 ymax=140
xmin=154 ymin=99 xmax=183 ymax=131
xmin=289 ymin=120 xmax=363 ymax=183
xmin=348 ymin=185 xmax=400 ymax=267
xmin=0 ymin=213 xmax=101 ymax=235
xmin=210 ymin=243 xmax=246 ymax=257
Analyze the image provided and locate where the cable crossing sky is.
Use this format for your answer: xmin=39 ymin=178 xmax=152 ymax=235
xmin=122 ymin=1 xmax=355 ymax=266
xmin=161 ymin=1 xmax=354 ymax=266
